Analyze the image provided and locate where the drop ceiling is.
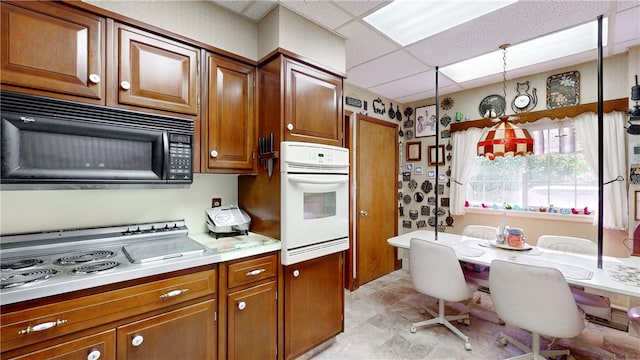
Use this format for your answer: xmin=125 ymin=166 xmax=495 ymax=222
xmin=210 ymin=0 xmax=640 ymax=104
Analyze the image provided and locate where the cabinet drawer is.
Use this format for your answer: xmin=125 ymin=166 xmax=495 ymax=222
xmin=1 ymin=268 xmax=216 ymax=352
xmin=227 ymin=254 xmax=277 ymax=288
xmin=4 ymin=329 xmax=116 ymax=360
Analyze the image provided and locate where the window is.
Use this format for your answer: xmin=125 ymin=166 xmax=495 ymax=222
xmin=467 ymin=122 xmax=597 ymax=211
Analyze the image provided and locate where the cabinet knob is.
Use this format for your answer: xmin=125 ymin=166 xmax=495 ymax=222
xmin=287 ymin=123 xmax=294 ymax=131
xmin=238 ymin=301 xmax=246 ymax=310
xmin=359 ymin=210 xmax=368 ymax=216
xmin=120 ymin=81 xmax=131 ymax=90
xmin=210 ymin=150 xmax=218 ymax=158
xmin=293 ymin=269 xmax=300 ymax=278
xmin=87 ymin=350 xmax=101 ymax=360
xmin=88 ymin=74 xmax=101 ymax=84
xmin=131 ymin=335 xmax=144 ymax=347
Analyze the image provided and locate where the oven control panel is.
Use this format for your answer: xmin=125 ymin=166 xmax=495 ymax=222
xmin=281 ymin=141 xmax=349 ymax=172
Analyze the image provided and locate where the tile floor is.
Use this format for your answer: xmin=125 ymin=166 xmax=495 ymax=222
xmin=310 ymin=269 xmax=640 ymax=360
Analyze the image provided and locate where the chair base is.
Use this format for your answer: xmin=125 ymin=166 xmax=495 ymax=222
xmin=497 ymin=331 xmax=569 ymax=360
xmin=411 ymin=299 xmax=472 ymax=351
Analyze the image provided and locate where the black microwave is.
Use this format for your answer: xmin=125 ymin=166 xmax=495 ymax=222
xmin=1 ymin=91 xmax=193 ymax=189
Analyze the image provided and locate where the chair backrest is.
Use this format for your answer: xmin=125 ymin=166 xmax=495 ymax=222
xmin=489 ymin=259 xmax=585 ymax=339
xmin=536 ymin=235 xmax=597 ymax=255
xmin=409 ymin=238 xmax=470 ymax=302
xmin=462 ymin=225 xmax=497 ymax=240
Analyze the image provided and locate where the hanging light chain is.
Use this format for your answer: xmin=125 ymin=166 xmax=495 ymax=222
xmin=500 ymin=44 xmax=509 ymax=101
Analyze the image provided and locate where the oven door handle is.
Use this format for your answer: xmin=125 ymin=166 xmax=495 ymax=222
xmin=286 ymin=175 xmax=348 ymax=185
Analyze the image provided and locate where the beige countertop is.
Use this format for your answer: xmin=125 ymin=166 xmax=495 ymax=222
xmin=191 ymin=231 xmax=281 ymax=262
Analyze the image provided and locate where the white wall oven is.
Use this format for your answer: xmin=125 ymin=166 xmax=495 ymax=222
xmin=280 ymin=142 xmax=349 ymax=265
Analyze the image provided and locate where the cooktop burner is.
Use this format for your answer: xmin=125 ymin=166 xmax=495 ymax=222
xmin=1 ymin=258 xmax=45 ymax=270
xmin=56 ymin=250 xmax=117 ymax=265
xmin=71 ymin=261 xmax=120 ymax=275
xmin=1 ymin=268 xmax=58 ymax=289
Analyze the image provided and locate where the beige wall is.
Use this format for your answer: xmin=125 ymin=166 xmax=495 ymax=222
xmin=0 ymin=174 xmax=238 ymax=235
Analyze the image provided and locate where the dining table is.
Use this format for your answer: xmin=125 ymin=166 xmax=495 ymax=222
xmin=387 ymin=230 xmax=640 ymax=298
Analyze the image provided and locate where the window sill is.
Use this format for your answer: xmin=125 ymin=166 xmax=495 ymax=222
xmin=463 ymin=206 xmax=595 ymax=223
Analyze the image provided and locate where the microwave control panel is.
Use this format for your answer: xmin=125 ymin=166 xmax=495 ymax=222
xmin=168 ymin=134 xmax=192 ymax=181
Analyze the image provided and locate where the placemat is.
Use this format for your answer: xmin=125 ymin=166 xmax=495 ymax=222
xmin=604 ymin=263 xmax=640 ymax=287
xmin=454 ymin=245 xmax=485 ymax=257
xmin=515 ymin=257 xmax=594 ymax=280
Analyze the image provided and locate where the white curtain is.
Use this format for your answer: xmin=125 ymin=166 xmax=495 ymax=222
xmin=450 ymin=127 xmax=484 ymax=215
xmin=573 ymin=111 xmax=628 ymax=230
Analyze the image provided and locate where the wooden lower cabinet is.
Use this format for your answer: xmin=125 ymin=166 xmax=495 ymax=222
xmin=218 ymin=253 xmax=278 ymax=360
xmin=283 ymin=252 xmax=344 ymax=359
xmin=117 ymin=300 xmax=216 ymax=360
xmin=6 ymin=330 xmax=116 ymax=360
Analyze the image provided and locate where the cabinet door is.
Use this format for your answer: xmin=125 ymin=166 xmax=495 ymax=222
xmin=114 ymin=23 xmax=199 ymax=116
xmin=284 ymin=59 xmax=343 ymax=147
xmin=204 ymin=53 xmax=255 ymax=172
xmin=117 ymin=300 xmax=216 ymax=360
xmin=0 ymin=1 xmax=105 ymax=102
xmin=227 ymin=282 xmax=277 ymax=360
xmin=6 ymin=330 xmax=115 ymax=360
xmin=284 ymin=252 xmax=344 ymax=359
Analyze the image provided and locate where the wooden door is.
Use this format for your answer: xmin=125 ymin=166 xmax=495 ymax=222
xmin=284 ymin=59 xmax=343 ymax=147
xmin=113 ymin=23 xmax=199 ymax=115
xmin=227 ymin=282 xmax=277 ymax=360
xmin=116 ymin=300 xmax=216 ymax=360
xmin=0 ymin=1 xmax=105 ymax=102
xmin=204 ymin=53 xmax=255 ymax=173
xmin=355 ymin=114 xmax=399 ymax=286
xmin=284 ymin=253 xmax=343 ymax=359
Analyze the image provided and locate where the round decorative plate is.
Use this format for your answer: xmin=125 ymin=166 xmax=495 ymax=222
xmin=398 ymin=181 xmax=403 ymax=189
xmin=421 ymin=180 xmax=433 ymax=193
xmin=478 ymin=94 xmax=506 ymax=118
xmin=404 ymin=130 xmax=414 ymax=140
xmin=440 ymin=115 xmax=451 ymax=127
xmin=404 ymin=107 xmax=413 ymax=117
xmin=398 ymin=191 xmax=403 ymax=201
xmin=441 ymin=96 xmax=454 ymax=110
xmin=403 ymin=194 xmax=412 ymax=204
xmin=413 ymin=192 xmax=424 ymax=203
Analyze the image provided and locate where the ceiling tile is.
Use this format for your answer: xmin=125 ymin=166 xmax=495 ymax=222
xmin=346 ymin=50 xmax=431 ymax=88
xmin=337 ymin=20 xmax=400 ymax=69
xmin=332 ymin=0 xmax=389 ymax=17
xmin=281 ymin=1 xmax=352 ymax=30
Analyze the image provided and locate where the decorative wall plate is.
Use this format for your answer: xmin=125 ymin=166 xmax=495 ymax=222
xmin=546 ymin=71 xmax=580 ymax=109
xmin=440 ymin=96 xmax=454 ymax=110
xmin=421 ymin=180 xmax=433 ymax=193
xmin=398 ymin=181 xmax=403 ymax=189
xmin=373 ymin=97 xmax=385 ymax=115
xmin=413 ymin=192 xmax=424 ymax=202
xmin=511 ymin=80 xmax=537 ymax=113
xmin=395 ymin=106 xmax=402 ymax=121
xmin=403 ymin=194 xmax=412 ymax=204
xmin=408 ymin=179 xmax=417 ymax=191
xmin=403 ymin=220 xmax=412 ymax=229
xmin=478 ymin=94 xmax=506 ymax=118
xmin=421 ymin=205 xmax=430 ymax=215
xmin=441 ymin=130 xmax=451 ymax=138
xmin=440 ymin=115 xmax=451 ymax=127
xmin=388 ymin=103 xmax=396 ymax=119
xmin=398 ymin=191 xmax=403 ymax=201
xmin=404 ymin=130 xmax=414 ymax=140
xmin=403 ymin=119 xmax=414 ymax=129
xmin=404 ymin=107 xmax=413 ymax=117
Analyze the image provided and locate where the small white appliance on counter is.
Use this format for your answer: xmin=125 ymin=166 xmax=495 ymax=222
xmin=206 ymin=205 xmax=251 ymax=238
xmin=280 ymin=141 xmax=350 ymax=265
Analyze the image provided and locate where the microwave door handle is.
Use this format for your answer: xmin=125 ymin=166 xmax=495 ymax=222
xmin=286 ymin=175 xmax=348 ymax=185
xmin=163 ymin=132 xmax=169 ymax=179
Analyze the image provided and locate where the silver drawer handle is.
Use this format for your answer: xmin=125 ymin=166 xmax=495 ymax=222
xmin=18 ymin=319 xmax=67 ymax=335
xmin=246 ymin=268 xmax=266 ymax=276
xmin=159 ymin=288 xmax=189 ymax=299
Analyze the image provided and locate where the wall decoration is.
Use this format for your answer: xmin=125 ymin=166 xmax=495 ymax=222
xmin=440 ymin=114 xmax=451 ymax=127
xmin=406 ymin=163 xmax=413 ymax=170
xmin=404 ymin=130 xmax=414 ymax=140
xmin=395 ymin=105 xmax=402 ymax=121
xmin=414 ymin=165 xmax=423 ymax=175
xmin=415 ymin=105 xmax=437 ymax=137
xmin=438 ymin=173 xmax=446 ymax=182
xmin=478 ymin=94 xmax=506 ymax=118
xmin=427 ymin=170 xmax=435 ymax=178
xmin=546 ymin=71 xmax=580 ymax=109
xmin=407 ymin=141 xmax=422 ymax=161
xmin=402 ymin=172 xmax=411 ymax=181
xmin=421 ymin=206 xmax=430 ymax=215
xmin=421 ymin=180 xmax=432 ymax=193
xmin=511 ymin=81 xmax=537 ymax=113
xmin=373 ymin=97 xmax=385 ymax=115
xmin=402 ymin=220 xmax=412 ymax=229
xmin=403 ymin=119 xmax=414 ymax=129
xmin=441 ymin=129 xmax=451 ymax=139
xmin=388 ymin=103 xmax=396 ymax=119
xmin=404 ymin=107 xmax=413 ymax=118
xmin=345 ymin=96 xmax=362 ymax=108
xmin=440 ymin=96 xmax=454 ymax=110
xmin=416 ymin=220 xmax=427 ymax=228
xmin=428 ymin=145 xmax=445 ymax=166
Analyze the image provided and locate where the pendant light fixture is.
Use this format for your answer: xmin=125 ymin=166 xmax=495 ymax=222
xmin=477 ymin=44 xmax=534 ymax=160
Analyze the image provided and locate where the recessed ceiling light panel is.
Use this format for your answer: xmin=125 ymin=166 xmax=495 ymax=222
xmin=364 ymin=0 xmax=518 ymax=46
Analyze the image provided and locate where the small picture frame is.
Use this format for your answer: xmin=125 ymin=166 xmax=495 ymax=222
xmin=428 ymin=145 xmax=445 ymax=166
xmin=427 ymin=170 xmax=435 ymax=178
xmin=546 ymin=70 xmax=580 ymax=109
xmin=415 ymin=105 xmax=437 ymax=137
xmin=438 ymin=173 xmax=446 ymax=182
xmin=406 ymin=163 xmax=413 ymax=171
xmin=414 ymin=166 xmax=423 ymax=175
xmin=635 ymin=191 xmax=640 ymax=221
xmin=406 ymin=141 xmax=422 ymax=162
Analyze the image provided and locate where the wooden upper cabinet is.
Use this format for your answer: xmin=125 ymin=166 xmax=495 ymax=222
xmin=111 ymin=23 xmax=199 ymax=116
xmin=284 ymin=58 xmax=343 ymax=147
xmin=0 ymin=1 xmax=105 ymax=102
xmin=203 ymin=52 xmax=256 ymax=173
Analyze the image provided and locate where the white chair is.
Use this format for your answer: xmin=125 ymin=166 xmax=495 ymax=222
xmin=462 ymin=225 xmax=498 ymax=241
xmin=536 ymin=235 xmax=611 ymax=322
xmin=461 ymin=225 xmax=496 ymax=289
xmin=409 ymin=238 xmax=477 ymax=351
xmin=489 ymin=259 xmax=585 ymax=359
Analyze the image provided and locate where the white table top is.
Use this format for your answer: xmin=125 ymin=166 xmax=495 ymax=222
xmin=388 ymin=230 xmax=640 ymax=298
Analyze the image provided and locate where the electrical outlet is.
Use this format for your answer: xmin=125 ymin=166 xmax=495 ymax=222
xmin=211 ymin=198 xmax=222 ymax=208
